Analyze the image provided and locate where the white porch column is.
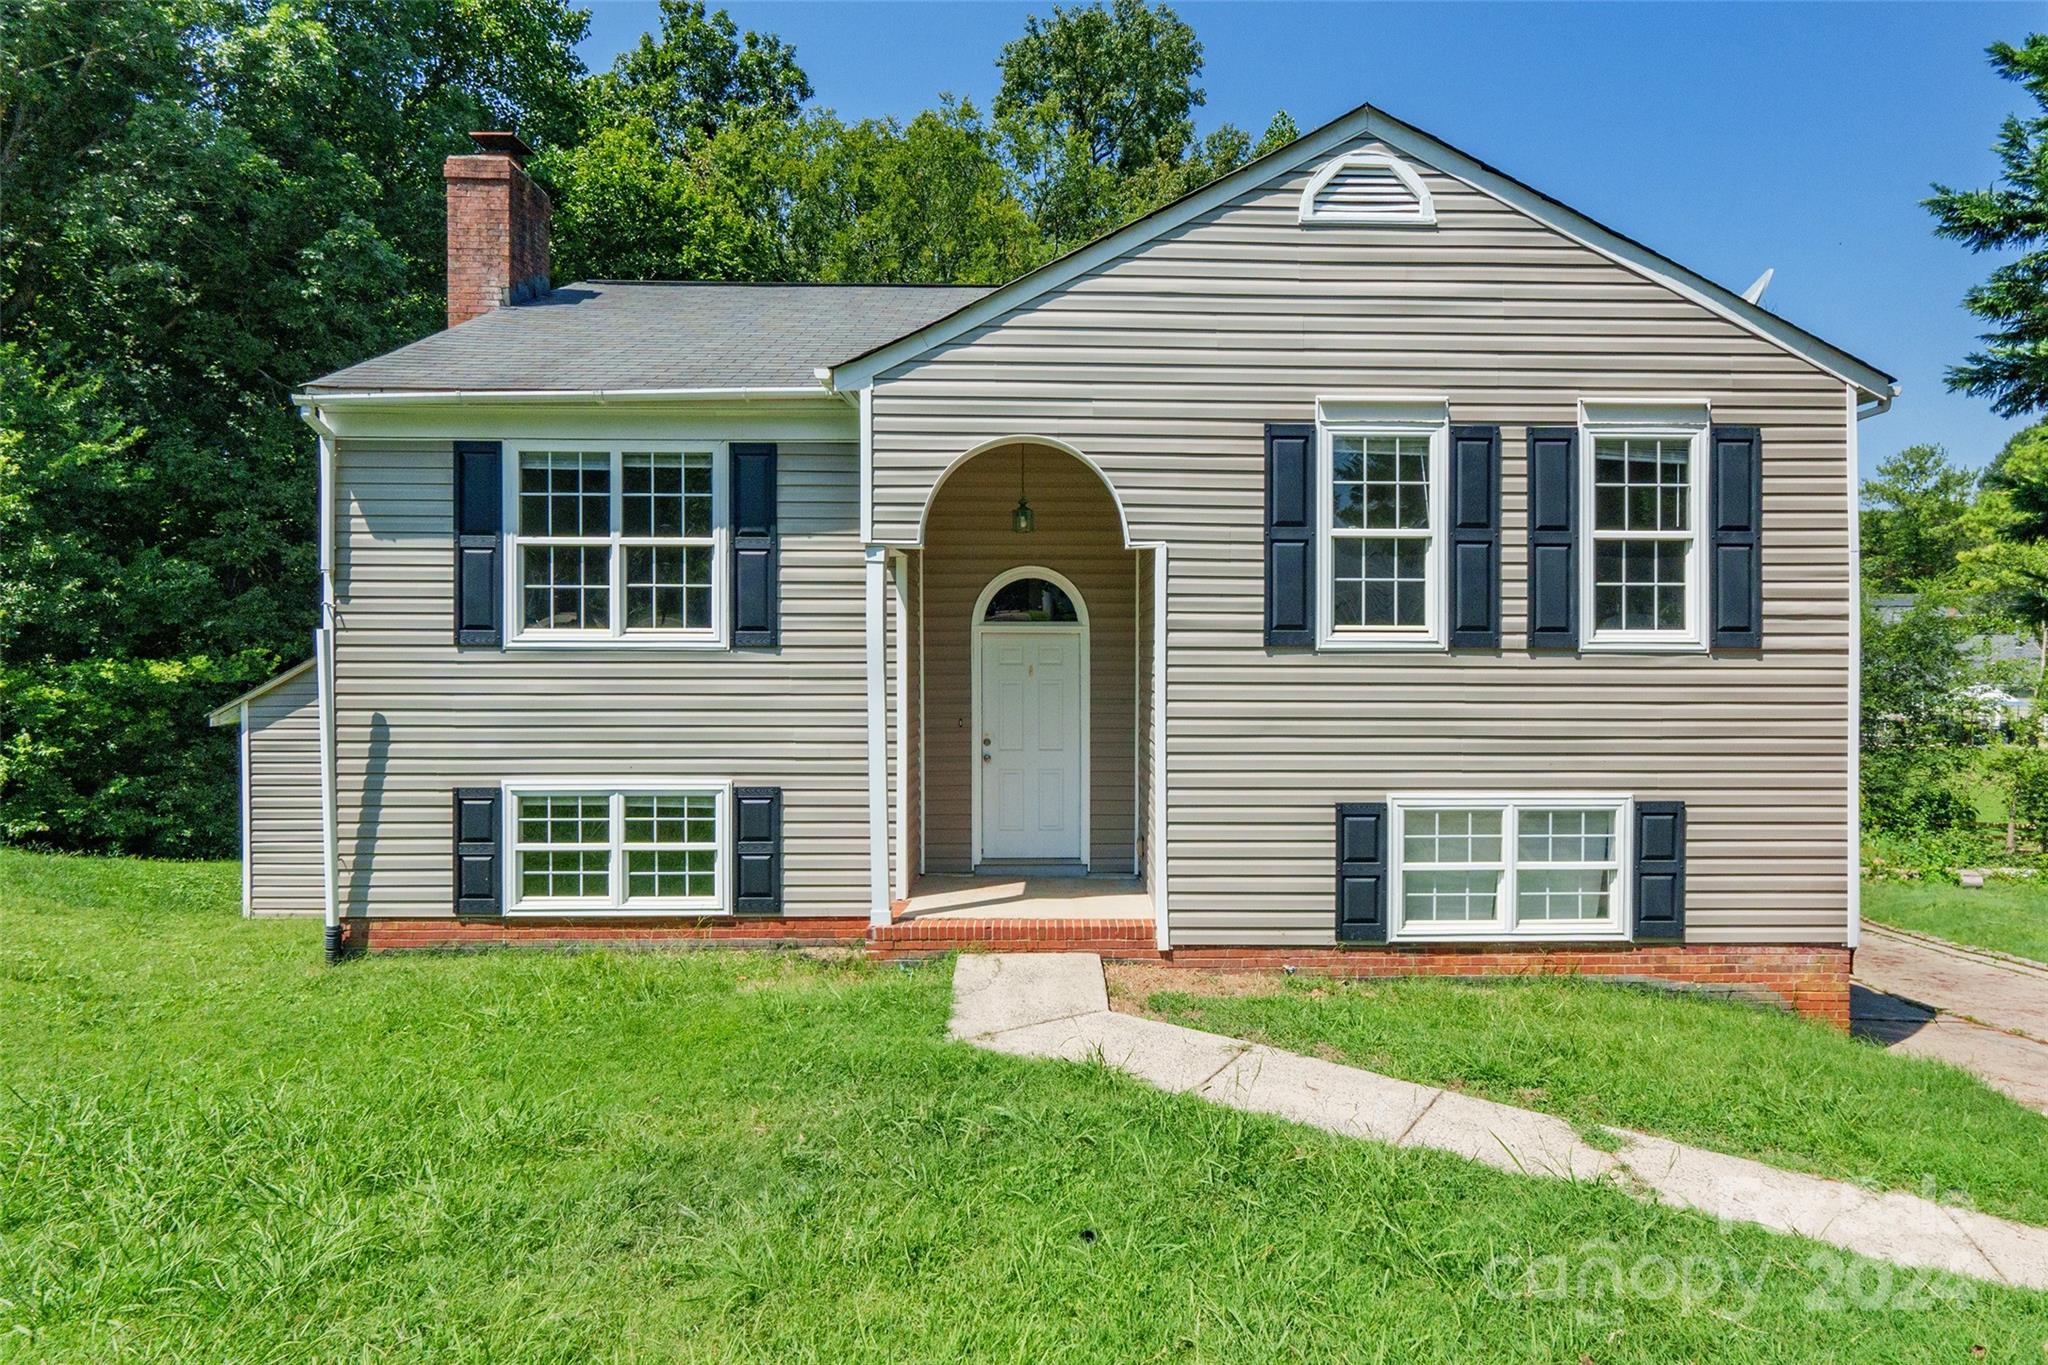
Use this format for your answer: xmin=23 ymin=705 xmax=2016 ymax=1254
xmin=1151 ymin=545 xmax=1169 ymax=951
xmin=864 ymin=543 xmax=891 ymax=926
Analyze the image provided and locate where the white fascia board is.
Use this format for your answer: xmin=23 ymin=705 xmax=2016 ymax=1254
xmin=828 ymin=103 xmax=1897 ymax=403
xmin=293 ymin=385 xmax=828 ymax=404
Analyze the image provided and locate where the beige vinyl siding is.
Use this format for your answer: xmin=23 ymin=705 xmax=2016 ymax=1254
xmin=870 ymin=135 xmax=1854 ymax=946
xmin=245 ymin=669 xmax=323 ymax=916
xmin=919 ymin=445 xmax=1138 ymax=872
xmin=332 ymin=438 xmax=867 ymax=917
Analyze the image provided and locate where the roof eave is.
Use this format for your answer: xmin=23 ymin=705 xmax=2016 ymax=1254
xmin=292 ymin=384 xmax=837 ymax=406
xmin=207 ymin=659 xmax=315 ymax=727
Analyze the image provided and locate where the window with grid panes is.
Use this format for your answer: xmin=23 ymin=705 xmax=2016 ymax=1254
xmin=1391 ymin=797 xmax=1628 ymax=939
xmin=510 ymin=788 xmax=724 ymax=910
xmin=513 ymin=448 xmax=718 ymax=639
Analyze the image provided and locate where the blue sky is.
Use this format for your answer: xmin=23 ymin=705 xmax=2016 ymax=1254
xmin=577 ymin=1 xmax=2037 ymax=476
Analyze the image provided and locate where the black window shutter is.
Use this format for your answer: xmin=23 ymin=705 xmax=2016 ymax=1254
xmin=1632 ymin=800 xmax=1686 ymax=942
xmin=453 ymin=441 xmax=502 ymax=647
xmin=1709 ymin=426 xmax=1763 ymax=650
xmin=1525 ymin=427 xmax=1579 ymax=650
xmin=1334 ymin=802 xmax=1389 ymax=943
xmin=733 ymin=787 xmax=784 ymax=913
xmin=1448 ymin=425 xmax=1502 ymax=648
xmin=453 ymin=787 xmax=502 ymax=915
xmin=730 ymin=443 xmax=780 ymax=646
xmin=1264 ymin=422 xmax=1316 ymax=646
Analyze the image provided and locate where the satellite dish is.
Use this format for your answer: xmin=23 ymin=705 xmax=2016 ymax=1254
xmin=1741 ymin=268 xmax=1774 ymax=305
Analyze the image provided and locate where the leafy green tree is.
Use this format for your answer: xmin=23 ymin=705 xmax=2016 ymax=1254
xmin=541 ymin=115 xmax=800 ymax=282
xmin=0 ymin=0 xmax=590 ymax=854
xmin=992 ymin=0 xmax=1292 ymax=249
xmin=1859 ymin=444 xmax=1984 ymax=591
xmin=1964 ymin=420 xmax=2048 ymax=691
xmin=537 ymin=1 xmax=816 ymax=281
xmin=1926 ymin=35 xmax=2048 ymax=418
xmin=593 ymin=0 xmax=810 ymax=155
xmin=995 ymin=0 xmax=1205 ymax=176
xmin=1985 ymin=734 xmax=2048 ymax=853
xmin=789 ymin=101 xmax=1041 ymax=284
xmin=1860 ymin=595 xmax=1992 ymax=831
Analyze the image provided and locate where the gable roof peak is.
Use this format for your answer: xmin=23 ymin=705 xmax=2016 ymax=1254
xmin=827 ymin=100 xmax=1895 ymax=403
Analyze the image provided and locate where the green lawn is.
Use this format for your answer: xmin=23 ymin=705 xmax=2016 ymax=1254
xmin=5 ymin=849 xmax=2047 ymax=1361
xmin=1128 ymin=971 xmax=2048 ymax=1228
xmin=1864 ymin=878 xmax=2048 ymax=965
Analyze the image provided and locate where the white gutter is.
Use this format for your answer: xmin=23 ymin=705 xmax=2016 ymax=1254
xmin=289 ymin=385 xmax=831 ymax=405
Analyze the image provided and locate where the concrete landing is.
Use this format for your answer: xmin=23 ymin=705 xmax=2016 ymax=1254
xmin=900 ymin=874 xmax=1152 ymax=922
xmin=952 ymin=952 xmax=2048 ymax=1292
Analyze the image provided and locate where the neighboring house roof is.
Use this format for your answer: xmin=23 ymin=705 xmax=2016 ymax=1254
xmin=207 ymin=660 xmax=315 ymax=727
xmin=301 ymin=282 xmax=992 ymax=396
xmin=826 ymin=101 xmax=1899 ymax=402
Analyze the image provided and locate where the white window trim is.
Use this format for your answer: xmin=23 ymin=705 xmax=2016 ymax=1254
xmin=1388 ymin=792 xmax=1634 ymax=943
xmin=503 ymin=440 xmax=731 ymax=649
xmin=1316 ymin=397 xmax=1449 ymax=651
xmin=1298 ymin=151 xmax=1437 ymax=225
xmin=1577 ymin=402 xmax=1710 ymax=653
xmin=502 ymin=778 xmax=734 ymax=916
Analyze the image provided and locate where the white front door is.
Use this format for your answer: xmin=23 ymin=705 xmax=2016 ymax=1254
xmin=978 ymin=629 xmax=1084 ymax=863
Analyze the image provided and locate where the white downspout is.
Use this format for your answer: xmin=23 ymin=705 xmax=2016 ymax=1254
xmin=302 ymin=405 xmax=343 ymax=959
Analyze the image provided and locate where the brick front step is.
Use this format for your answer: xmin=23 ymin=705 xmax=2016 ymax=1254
xmin=869 ymin=917 xmax=1162 ymax=960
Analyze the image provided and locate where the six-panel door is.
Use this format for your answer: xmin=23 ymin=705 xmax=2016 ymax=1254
xmin=977 ymin=631 xmax=1084 ymax=862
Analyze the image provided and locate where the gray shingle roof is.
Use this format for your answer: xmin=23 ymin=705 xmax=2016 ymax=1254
xmin=302 ymin=281 xmax=993 ymax=394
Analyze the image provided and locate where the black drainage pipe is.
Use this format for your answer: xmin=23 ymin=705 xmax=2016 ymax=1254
xmin=324 ymin=924 xmax=345 ymax=963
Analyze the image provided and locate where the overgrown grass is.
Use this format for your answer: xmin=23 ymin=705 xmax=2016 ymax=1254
xmin=5 ymin=848 xmax=2047 ymax=1361
xmin=1863 ymin=878 xmax=2048 ymax=965
xmin=1134 ymin=972 xmax=2048 ymax=1227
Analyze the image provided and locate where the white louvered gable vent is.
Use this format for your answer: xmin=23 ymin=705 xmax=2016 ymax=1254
xmin=1299 ymin=152 xmax=1436 ymax=225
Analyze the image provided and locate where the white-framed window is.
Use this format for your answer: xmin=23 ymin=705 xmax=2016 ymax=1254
xmin=1317 ymin=397 xmax=1448 ymax=650
xmin=506 ymin=781 xmax=731 ymax=913
xmin=1579 ymin=403 xmax=1708 ymax=650
xmin=506 ymin=443 xmax=727 ymax=646
xmin=1389 ymin=792 xmax=1632 ymax=941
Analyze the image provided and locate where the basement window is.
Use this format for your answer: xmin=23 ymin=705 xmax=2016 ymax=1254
xmin=508 ymin=784 xmax=729 ymax=913
xmin=1388 ymin=794 xmax=1632 ymax=941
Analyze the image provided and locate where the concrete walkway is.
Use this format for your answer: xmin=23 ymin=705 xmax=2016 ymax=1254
xmin=1854 ymin=925 xmax=2048 ymax=1114
xmin=951 ymin=953 xmax=2048 ymax=1292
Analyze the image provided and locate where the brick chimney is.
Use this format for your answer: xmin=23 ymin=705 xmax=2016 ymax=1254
xmin=444 ymin=130 xmax=551 ymax=328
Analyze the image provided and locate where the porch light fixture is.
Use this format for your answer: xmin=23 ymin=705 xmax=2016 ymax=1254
xmin=1011 ymin=445 xmax=1035 ymax=533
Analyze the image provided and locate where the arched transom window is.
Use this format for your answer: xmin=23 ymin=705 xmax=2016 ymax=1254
xmin=982 ymin=576 xmax=1079 ymax=623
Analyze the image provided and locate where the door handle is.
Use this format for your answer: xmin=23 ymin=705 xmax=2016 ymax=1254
xmin=981 ymin=735 xmax=992 ymax=762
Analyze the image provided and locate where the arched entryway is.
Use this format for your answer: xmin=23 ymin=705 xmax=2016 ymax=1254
xmin=906 ymin=440 xmax=1142 ymax=879
xmin=971 ymin=567 xmax=1090 ymax=866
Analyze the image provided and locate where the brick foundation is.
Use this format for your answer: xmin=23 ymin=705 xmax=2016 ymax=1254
xmin=341 ymin=916 xmax=868 ymax=953
xmin=342 ymin=918 xmax=1849 ymax=1028
xmin=1159 ymin=942 xmax=1852 ymax=1028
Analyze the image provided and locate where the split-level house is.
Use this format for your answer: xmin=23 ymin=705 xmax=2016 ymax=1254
xmin=219 ymin=108 xmax=1895 ymax=1024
